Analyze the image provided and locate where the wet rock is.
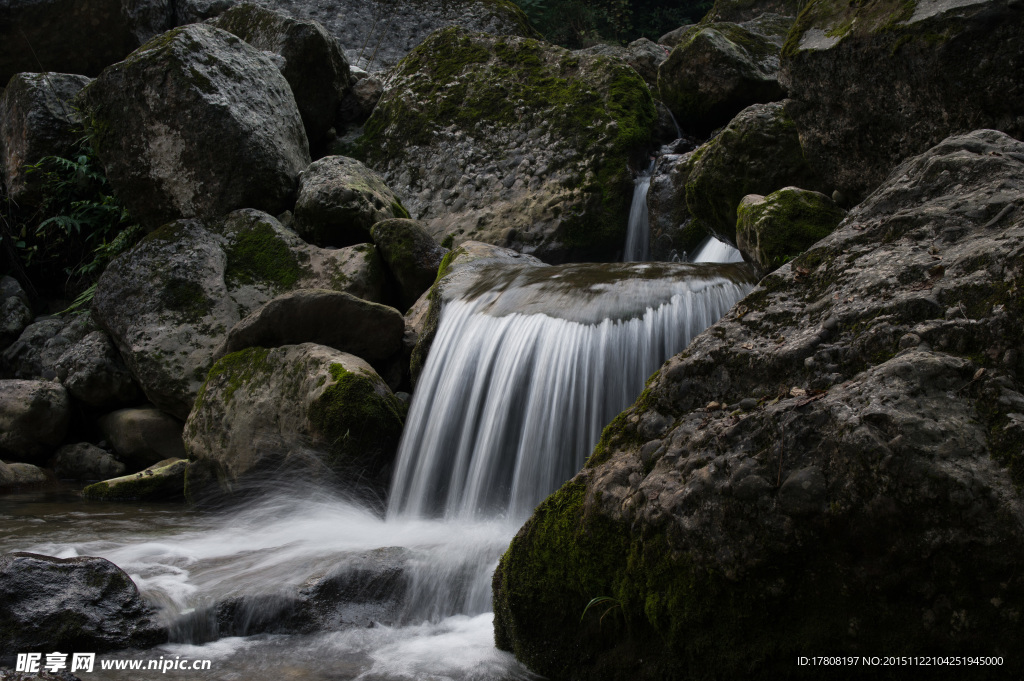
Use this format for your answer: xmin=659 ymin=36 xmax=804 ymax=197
xmin=0 ymin=73 xmax=91 ymax=206
xmin=82 ymin=458 xmax=186 ymax=501
xmin=294 ymin=156 xmax=408 ymax=247
xmin=98 ymin=407 xmax=185 ymax=470
xmin=0 ymin=380 xmax=69 ymax=463
xmin=369 ymin=219 xmax=448 ymax=310
xmin=494 ymin=130 xmax=1024 ymax=679
xmin=735 ymin=187 xmax=846 ymax=277
xmin=299 ymin=546 xmax=410 ymax=628
xmin=77 ymin=24 xmax=309 ymax=229
xmin=52 ymin=330 xmax=138 ymax=408
xmin=211 ymin=3 xmax=352 ymax=153
xmin=92 ymin=210 xmax=387 ymax=418
xmin=0 ymin=277 xmax=32 ymax=351
xmin=780 ymin=0 xmax=1024 ymax=204
xmin=52 ymin=442 xmax=126 ymax=480
xmin=361 ymin=28 xmax=656 ymax=263
xmin=0 ymin=552 xmax=164 ymax=662
xmin=184 ymin=343 xmax=406 ymax=495
xmin=220 ymin=289 xmax=405 ymax=361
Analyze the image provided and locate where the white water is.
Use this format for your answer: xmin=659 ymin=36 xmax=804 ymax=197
xmin=623 ymin=162 xmax=654 ymax=262
xmin=691 ymin=236 xmax=744 ymax=264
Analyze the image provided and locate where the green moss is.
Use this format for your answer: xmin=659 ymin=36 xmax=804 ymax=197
xmin=196 ymin=347 xmax=272 ymax=411
xmin=737 ymin=188 xmax=846 ymax=271
xmin=224 ymin=220 xmax=302 ymax=289
xmin=161 ymin=277 xmax=214 ymax=321
xmin=783 ymin=0 xmax=919 ymax=57
xmin=390 ymin=201 xmax=410 ymax=219
xmin=83 ymin=462 xmax=186 ymax=501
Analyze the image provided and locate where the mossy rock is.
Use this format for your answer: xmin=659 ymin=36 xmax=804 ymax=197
xmin=369 ymin=218 xmax=448 ymax=310
xmin=735 ymin=186 xmax=846 ymax=275
xmin=83 ymin=458 xmax=187 ymax=501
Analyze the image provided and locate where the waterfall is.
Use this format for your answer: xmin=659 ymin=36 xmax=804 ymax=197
xmin=388 ymin=262 xmax=753 ymax=521
xmin=623 ymin=161 xmax=654 ymax=262
xmin=692 ymin=236 xmax=744 ymax=264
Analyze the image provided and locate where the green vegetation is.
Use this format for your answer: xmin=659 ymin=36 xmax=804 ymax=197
xmin=223 ymin=219 xmax=303 ymax=289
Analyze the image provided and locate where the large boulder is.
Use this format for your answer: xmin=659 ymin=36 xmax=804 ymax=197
xmin=0 ymin=276 xmax=32 ymax=350
xmin=92 ymin=209 xmax=387 ymax=418
xmin=493 ymin=130 xmax=1024 ymax=679
xmin=293 ymin=156 xmax=408 ymax=247
xmin=0 ymin=73 xmax=91 ymax=205
xmin=211 ymin=3 xmax=352 ymax=153
xmin=98 ymin=407 xmax=185 ymax=470
xmin=646 ymin=150 xmax=709 ymax=261
xmin=685 ymin=101 xmax=823 ymax=244
xmin=1 ymin=313 xmax=93 ymax=380
xmin=52 ymin=442 xmax=126 ymax=480
xmin=369 ymin=218 xmax=448 ymax=310
xmin=360 ymin=28 xmax=657 ymax=262
xmin=184 ymin=343 xmax=406 ymax=495
xmin=220 ymin=289 xmax=405 ymax=361
xmin=576 ymin=38 xmax=669 ymax=90
xmin=0 ymin=552 xmax=164 ymax=663
xmin=658 ymin=21 xmax=785 ymax=134
xmin=77 ymin=24 xmax=310 ymax=230
xmin=0 ymin=380 xmax=69 ymax=463
xmin=780 ymin=0 xmax=1024 ymax=204
xmin=704 ymin=0 xmax=803 ymax=22
xmin=53 ymin=330 xmax=139 ymax=407
xmin=0 ymin=0 xmax=174 ymax=85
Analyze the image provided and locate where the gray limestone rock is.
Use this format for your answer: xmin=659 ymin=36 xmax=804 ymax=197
xmin=98 ymin=407 xmax=185 ymax=470
xmin=52 ymin=442 xmax=126 ymax=480
xmin=0 ymin=379 xmax=69 ymax=463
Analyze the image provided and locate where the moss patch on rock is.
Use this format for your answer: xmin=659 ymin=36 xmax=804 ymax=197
xmin=223 ymin=219 xmax=303 ymax=289
xmin=736 ymin=187 xmax=846 ymax=274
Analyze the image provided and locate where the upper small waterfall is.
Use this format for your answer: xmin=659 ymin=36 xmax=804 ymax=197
xmin=388 ymin=262 xmax=753 ymax=521
xmin=623 ymin=161 xmax=655 ymax=262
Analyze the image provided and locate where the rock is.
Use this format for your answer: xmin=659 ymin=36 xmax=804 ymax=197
xmin=705 ymin=0 xmax=802 ymax=22
xmin=3 ymin=462 xmax=49 ymax=486
xmin=98 ymin=407 xmax=185 ymax=470
xmin=360 ymin=28 xmax=657 ymax=263
xmin=77 ymin=24 xmax=310 ymax=230
xmin=735 ymin=187 xmax=846 ymax=276
xmin=0 ymin=380 xmax=69 ymax=463
xmin=176 ymin=0 xmax=236 ymax=23
xmin=780 ymin=0 xmax=1024 ymax=204
xmin=0 ymin=552 xmax=164 ymax=661
xmin=0 ymin=670 xmax=82 ymax=681
xmin=493 ymin=130 xmax=1024 ymax=679
xmin=685 ymin=101 xmax=823 ymax=245
xmin=0 ymin=73 xmax=91 ymax=205
xmin=82 ymin=458 xmax=186 ymax=501
xmin=370 ymin=219 xmax=448 ymax=309
xmin=659 ymin=23 xmax=697 ymax=47
xmin=1 ymin=313 xmax=93 ymax=380
xmin=658 ymin=21 xmax=785 ymax=134
xmin=92 ymin=210 xmax=387 ymax=418
xmin=52 ymin=330 xmax=139 ymax=407
xmin=293 ymin=156 xmax=408 ymax=247
xmin=0 ymin=276 xmax=32 ymax=350
xmin=576 ymin=37 xmax=670 ymax=89
xmin=0 ymin=0 xmax=174 ymax=85
xmin=220 ymin=289 xmax=404 ymax=360
xmin=336 ymin=74 xmax=383 ymax=127
xmin=52 ymin=442 xmax=126 ymax=480
xmin=184 ymin=344 xmax=406 ymax=495
xmin=402 ymin=289 xmax=431 ymax=361
xmin=646 ymin=151 xmax=708 ymax=261
xmin=211 ymin=3 xmax=352 ymax=153
xmin=0 ymin=461 xmax=15 ymax=489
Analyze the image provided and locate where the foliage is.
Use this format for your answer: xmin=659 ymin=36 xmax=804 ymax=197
xmin=512 ymin=0 xmax=713 ymax=47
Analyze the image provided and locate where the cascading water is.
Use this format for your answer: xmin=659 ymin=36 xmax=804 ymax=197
xmin=691 ymin=235 xmax=744 ymax=264
xmin=623 ymin=161 xmax=654 ymax=262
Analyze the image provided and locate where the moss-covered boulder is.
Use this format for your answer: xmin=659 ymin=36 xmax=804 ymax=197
xmin=359 ymin=27 xmax=656 ymax=263
xmin=658 ymin=21 xmax=785 ymax=134
xmin=92 ymin=209 xmax=388 ymax=418
xmin=220 ymin=289 xmax=405 ymax=361
xmin=184 ymin=344 xmax=406 ymax=496
xmin=83 ymin=458 xmax=187 ymax=501
xmin=369 ymin=218 xmax=448 ymax=310
xmin=736 ymin=187 xmax=845 ymax=276
xmin=211 ymin=3 xmax=352 ymax=154
xmin=294 ymin=156 xmax=408 ymax=247
xmin=0 ymin=72 xmax=92 ymax=206
xmin=575 ymin=38 xmax=669 ymax=90
xmin=780 ymin=0 xmax=1024 ymax=204
xmin=494 ymin=129 xmax=1024 ymax=680
xmin=685 ymin=101 xmax=823 ymax=245
xmin=0 ymin=379 xmax=69 ymax=463
xmin=77 ymin=24 xmax=310 ymax=229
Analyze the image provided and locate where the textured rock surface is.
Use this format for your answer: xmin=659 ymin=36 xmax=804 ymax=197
xmin=92 ymin=209 xmax=387 ymax=418
xmin=0 ymin=552 xmax=164 ymax=663
xmin=0 ymin=73 xmax=91 ymax=205
xmin=1 ymin=313 xmax=93 ymax=380
xmin=685 ymin=101 xmax=823 ymax=244
xmin=494 ymin=130 xmax=1024 ymax=679
xmin=294 ymin=156 xmax=408 ymax=247
xmin=52 ymin=330 xmax=139 ymax=407
xmin=0 ymin=380 xmax=69 ymax=462
xmin=184 ymin=344 xmax=406 ymax=494
xmin=780 ymin=0 xmax=1024 ymax=203
xmin=646 ymin=150 xmax=708 ymax=261
xmin=220 ymin=289 xmax=404 ymax=360
xmin=705 ymin=0 xmax=803 ymax=22
xmin=0 ymin=277 xmax=32 ymax=350
xmin=4 ymin=462 xmax=48 ymax=486
xmin=658 ymin=20 xmax=784 ymax=134
xmin=52 ymin=442 xmax=126 ymax=480
xmin=736 ymin=186 xmax=846 ymax=276
xmin=360 ymin=28 xmax=656 ymax=262
xmin=369 ymin=218 xmax=448 ymax=309
xmin=211 ymin=3 xmax=352 ymax=152
xmin=576 ymin=38 xmax=669 ymax=89
xmin=82 ymin=458 xmax=186 ymax=501
xmin=78 ymin=24 xmax=309 ymax=229
xmin=98 ymin=407 xmax=185 ymax=470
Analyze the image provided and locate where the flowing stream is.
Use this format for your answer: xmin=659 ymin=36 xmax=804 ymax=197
xmin=1 ymin=261 xmax=752 ymax=680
